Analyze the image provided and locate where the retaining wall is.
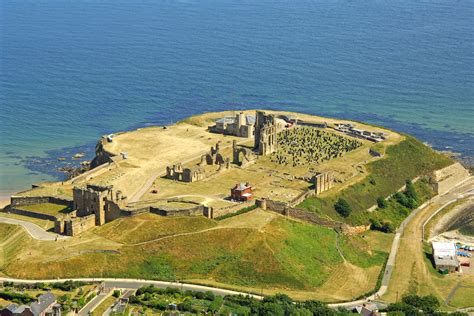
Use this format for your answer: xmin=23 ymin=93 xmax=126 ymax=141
xmin=10 ymin=196 xmax=73 ymax=208
xmin=8 ymin=207 xmax=58 ymax=221
xmin=212 ymin=201 xmax=254 ymax=218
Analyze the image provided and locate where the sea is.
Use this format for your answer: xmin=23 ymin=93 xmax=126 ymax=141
xmin=1 ymin=0 xmax=473 ymax=197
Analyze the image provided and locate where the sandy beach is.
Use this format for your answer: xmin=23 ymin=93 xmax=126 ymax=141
xmin=0 ymin=195 xmax=11 ymax=210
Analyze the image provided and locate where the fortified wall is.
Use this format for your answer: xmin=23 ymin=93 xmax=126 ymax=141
xmin=430 ymin=162 xmax=470 ymax=195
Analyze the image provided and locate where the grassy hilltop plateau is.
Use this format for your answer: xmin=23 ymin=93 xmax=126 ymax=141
xmin=1 ymin=110 xmax=472 ymax=310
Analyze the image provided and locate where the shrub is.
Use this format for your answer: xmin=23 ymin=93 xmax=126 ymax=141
xmin=377 ymin=197 xmax=388 ymax=209
xmin=334 ymin=198 xmax=352 ymax=217
xmin=404 ymin=180 xmax=418 ymax=201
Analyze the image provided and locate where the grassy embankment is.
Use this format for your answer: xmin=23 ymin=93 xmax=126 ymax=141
xmin=95 ymin=213 xmax=217 ymax=244
xmin=298 ymin=136 xmax=452 ymax=226
xmin=0 ymin=224 xmax=31 ymax=270
xmin=1 ymin=210 xmax=388 ymax=301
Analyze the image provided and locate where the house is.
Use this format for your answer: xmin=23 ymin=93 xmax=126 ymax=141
xmin=230 ymin=183 xmax=253 ymax=201
xmin=1 ymin=304 xmax=34 ymax=316
xmin=30 ymin=293 xmax=60 ymax=316
xmin=432 ymin=242 xmax=460 ymax=273
xmin=353 ymin=303 xmax=379 ymax=316
xmin=0 ymin=293 xmax=60 ymax=316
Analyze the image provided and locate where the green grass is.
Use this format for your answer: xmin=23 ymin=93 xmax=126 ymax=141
xmin=338 ymin=234 xmax=388 ymax=268
xmin=18 ymin=203 xmax=71 ymax=216
xmin=299 ymin=136 xmax=452 ymax=225
xmin=265 ymin=218 xmax=343 ymax=288
xmin=0 ymin=223 xmax=31 ymax=269
xmin=449 ymin=287 xmax=474 ymax=309
xmin=9 ymin=216 xmax=348 ymax=292
xmin=94 ymin=213 xmax=217 ymax=244
xmin=0 ymin=224 xmax=19 ymax=243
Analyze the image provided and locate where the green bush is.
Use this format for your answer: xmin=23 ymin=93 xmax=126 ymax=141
xmin=377 ymin=197 xmax=388 ymax=209
xmin=0 ymin=291 xmax=34 ymax=304
xmin=334 ymin=198 xmax=351 ymax=217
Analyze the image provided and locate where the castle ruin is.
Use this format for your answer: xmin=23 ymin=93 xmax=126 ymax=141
xmin=254 ymin=111 xmax=278 ymax=156
xmin=166 ymin=142 xmax=230 ymax=183
xmin=54 ymin=184 xmax=127 ymax=236
xmin=209 ymin=112 xmax=255 ymax=138
xmin=314 ymin=172 xmax=334 ymax=195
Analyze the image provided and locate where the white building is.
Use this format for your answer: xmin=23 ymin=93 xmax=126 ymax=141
xmin=432 ymin=242 xmax=459 ymax=273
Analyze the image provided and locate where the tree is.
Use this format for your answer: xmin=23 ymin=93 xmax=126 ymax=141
xmin=382 ymin=222 xmax=395 ymax=233
xmin=301 ymin=300 xmax=336 ymax=315
xmin=404 ymin=180 xmax=418 ymax=201
xmin=377 ymin=197 xmax=388 ymax=209
xmin=334 ymin=198 xmax=352 ymax=217
xmin=112 ymin=290 xmax=121 ymax=298
xmin=403 ymin=294 xmax=440 ymax=314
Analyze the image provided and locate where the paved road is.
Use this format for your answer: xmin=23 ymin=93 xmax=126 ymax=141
xmin=78 ymin=292 xmax=110 ymax=316
xmin=0 ymin=216 xmax=67 ymax=241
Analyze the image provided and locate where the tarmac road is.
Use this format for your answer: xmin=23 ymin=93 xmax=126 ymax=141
xmin=0 ymin=216 xmax=67 ymax=241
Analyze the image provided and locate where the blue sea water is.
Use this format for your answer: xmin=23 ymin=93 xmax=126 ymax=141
xmin=0 ymin=0 xmax=473 ymax=195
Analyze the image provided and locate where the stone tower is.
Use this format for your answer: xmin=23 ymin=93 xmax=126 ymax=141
xmin=254 ymin=111 xmax=277 ymax=156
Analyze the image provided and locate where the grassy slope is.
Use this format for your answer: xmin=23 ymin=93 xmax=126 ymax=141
xmin=94 ymin=213 xmax=217 ymax=244
xmin=0 ymin=224 xmax=31 ymax=269
xmin=298 ymin=136 xmax=452 ymax=225
xmin=366 ymin=178 xmax=436 ymax=227
xmin=1 ymin=211 xmax=388 ymax=301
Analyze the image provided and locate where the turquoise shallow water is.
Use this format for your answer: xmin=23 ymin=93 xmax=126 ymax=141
xmin=0 ymin=0 xmax=473 ymax=195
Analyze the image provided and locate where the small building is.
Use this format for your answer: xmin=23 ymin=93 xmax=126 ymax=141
xmin=432 ymin=242 xmax=460 ymax=273
xmin=231 ymin=183 xmax=253 ymax=201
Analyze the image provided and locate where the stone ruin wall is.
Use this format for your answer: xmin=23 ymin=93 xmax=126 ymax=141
xmin=9 ymin=207 xmax=57 ymax=221
xmin=430 ymin=162 xmax=470 ymax=195
xmin=10 ymin=195 xmax=73 ymax=208
xmin=64 ymin=214 xmax=96 ymax=236
xmin=209 ymin=201 xmax=254 ymax=219
xmin=314 ymin=172 xmax=334 ymax=195
xmin=150 ymin=205 xmax=204 ymax=217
